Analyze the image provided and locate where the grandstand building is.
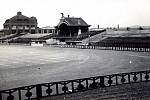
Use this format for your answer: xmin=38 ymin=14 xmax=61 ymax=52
xmin=3 ymin=12 xmax=38 ymax=35
xmin=55 ymin=13 xmax=90 ymax=42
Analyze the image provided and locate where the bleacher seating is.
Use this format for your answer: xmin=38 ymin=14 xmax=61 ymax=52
xmin=85 ymin=29 xmax=150 ymax=47
xmin=68 ymin=29 xmax=106 ymax=42
xmin=81 ymin=31 xmax=107 ymax=44
xmin=0 ymin=34 xmax=17 ymax=40
xmin=10 ymin=33 xmax=53 ymax=43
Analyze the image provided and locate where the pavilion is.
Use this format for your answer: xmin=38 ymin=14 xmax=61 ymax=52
xmin=55 ymin=13 xmax=90 ymax=42
xmin=3 ymin=12 xmax=38 ymax=35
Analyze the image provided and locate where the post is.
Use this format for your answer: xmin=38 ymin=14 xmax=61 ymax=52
xmin=36 ymin=85 xmax=42 ymax=98
xmin=71 ymin=81 xmax=74 ymax=92
xmin=18 ymin=89 xmax=21 ymax=100
xmin=0 ymin=92 xmax=2 ymax=100
xmin=86 ymin=79 xmax=89 ymax=89
xmin=100 ymin=76 xmax=105 ymax=88
xmin=56 ymin=83 xmax=59 ymax=95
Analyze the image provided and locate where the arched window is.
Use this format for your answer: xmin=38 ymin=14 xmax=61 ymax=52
xmin=59 ymin=23 xmax=70 ymax=37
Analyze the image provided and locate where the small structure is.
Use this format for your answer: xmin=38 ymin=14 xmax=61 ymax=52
xmin=0 ymin=29 xmax=4 ymax=37
xmin=55 ymin=13 xmax=90 ymax=42
xmin=38 ymin=26 xmax=56 ymax=34
xmin=3 ymin=12 xmax=38 ymax=35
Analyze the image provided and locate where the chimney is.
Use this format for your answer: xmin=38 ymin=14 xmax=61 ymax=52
xmin=117 ymin=24 xmax=119 ymax=29
xmin=98 ymin=25 xmax=99 ymax=29
xmin=17 ymin=11 xmax=22 ymax=15
xmin=61 ymin=13 xmax=64 ymax=18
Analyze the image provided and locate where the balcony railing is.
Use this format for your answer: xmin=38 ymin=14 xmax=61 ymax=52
xmin=0 ymin=70 xmax=150 ymax=100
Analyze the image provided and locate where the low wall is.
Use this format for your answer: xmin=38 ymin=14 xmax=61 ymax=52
xmin=45 ymin=44 xmax=150 ymax=52
xmin=1 ymin=43 xmax=150 ymax=52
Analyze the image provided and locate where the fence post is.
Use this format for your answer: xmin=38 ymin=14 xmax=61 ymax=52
xmin=0 ymin=92 xmax=2 ymax=100
xmin=100 ymin=76 xmax=105 ymax=88
xmin=56 ymin=83 xmax=59 ymax=95
xmin=18 ymin=89 xmax=21 ymax=100
xmin=36 ymin=85 xmax=42 ymax=98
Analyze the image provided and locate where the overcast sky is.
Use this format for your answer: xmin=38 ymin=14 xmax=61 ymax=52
xmin=0 ymin=0 xmax=150 ymax=29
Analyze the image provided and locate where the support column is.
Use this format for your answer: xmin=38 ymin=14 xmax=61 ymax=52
xmin=69 ymin=28 xmax=71 ymax=37
xmin=42 ymin=29 xmax=44 ymax=33
xmin=78 ymin=27 xmax=81 ymax=35
xmin=16 ymin=25 xmax=18 ymax=34
xmin=9 ymin=25 xmax=12 ymax=34
xmin=35 ymin=25 xmax=38 ymax=33
xmin=23 ymin=26 xmax=25 ymax=33
xmin=29 ymin=25 xmax=31 ymax=33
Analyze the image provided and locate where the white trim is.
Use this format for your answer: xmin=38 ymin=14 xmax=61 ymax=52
xmin=58 ymin=21 xmax=69 ymax=27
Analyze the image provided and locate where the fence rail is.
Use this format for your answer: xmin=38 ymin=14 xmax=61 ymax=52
xmin=1 ymin=70 xmax=150 ymax=100
xmin=45 ymin=44 xmax=150 ymax=52
xmin=1 ymin=43 xmax=150 ymax=52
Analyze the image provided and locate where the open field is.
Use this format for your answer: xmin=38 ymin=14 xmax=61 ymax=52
xmin=0 ymin=45 xmax=150 ymax=90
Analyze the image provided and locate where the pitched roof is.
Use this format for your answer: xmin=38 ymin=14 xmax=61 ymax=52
xmin=4 ymin=12 xmax=37 ymax=24
xmin=59 ymin=17 xmax=90 ymax=27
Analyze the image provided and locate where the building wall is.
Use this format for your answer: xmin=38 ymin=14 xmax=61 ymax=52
xmin=4 ymin=24 xmax=37 ymax=34
xmin=3 ymin=12 xmax=38 ymax=34
xmin=38 ymin=28 xmax=56 ymax=34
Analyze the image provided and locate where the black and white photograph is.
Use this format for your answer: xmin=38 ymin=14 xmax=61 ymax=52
xmin=0 ymin=0 xmax=150 ymax=99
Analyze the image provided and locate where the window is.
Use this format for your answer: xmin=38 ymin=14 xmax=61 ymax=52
xmin=44 ymin=29 xmax=47 ymax=33
xmin=38 ymin=30 xmax=41 ymax=33
xmin=24 ymin=19 xmax=29 ymax=22
xmin=48 ymin=29 xmax=52 ymax=33
xmin=17 ymin=19 xmax=22 ymax=21
xmin=4 ymin=25 xmax=8 ymax=28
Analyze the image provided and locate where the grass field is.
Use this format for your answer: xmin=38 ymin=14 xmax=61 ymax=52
xmin=0 ymin=45 xmax=150 ymax=90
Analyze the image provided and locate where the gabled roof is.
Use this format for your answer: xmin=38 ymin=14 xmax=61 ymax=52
xmin=65 ymin=17 xmax=89 ymax=26
xmin=58 ymin=17 xmax=90 ymax=27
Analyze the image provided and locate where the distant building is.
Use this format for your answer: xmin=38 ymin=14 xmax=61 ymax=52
xmin=0 ymin=29 xmax=4 ymax=36
xmin=38 ymin=26 xmax=56 ymax=34
xmin=3 ymin=12 xmax=38 ymax=35
xmin=56 ymin=13 xmax=90 ymax=38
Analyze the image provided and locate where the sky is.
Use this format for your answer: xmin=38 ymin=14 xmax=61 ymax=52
xmin=0 ymin=0 xmax=150 ymax=29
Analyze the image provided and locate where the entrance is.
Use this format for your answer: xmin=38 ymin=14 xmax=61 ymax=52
xmin=59 ymin=23 xmax=70 ymax=37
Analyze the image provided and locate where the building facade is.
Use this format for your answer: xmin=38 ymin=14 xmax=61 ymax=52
xmin=56 ymin=13 xmax=90 ymax=37
xmin=3 ymin=12 xmax=38 ymax=35
xmin=38 ymin=26 xmax=56 ymax=34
